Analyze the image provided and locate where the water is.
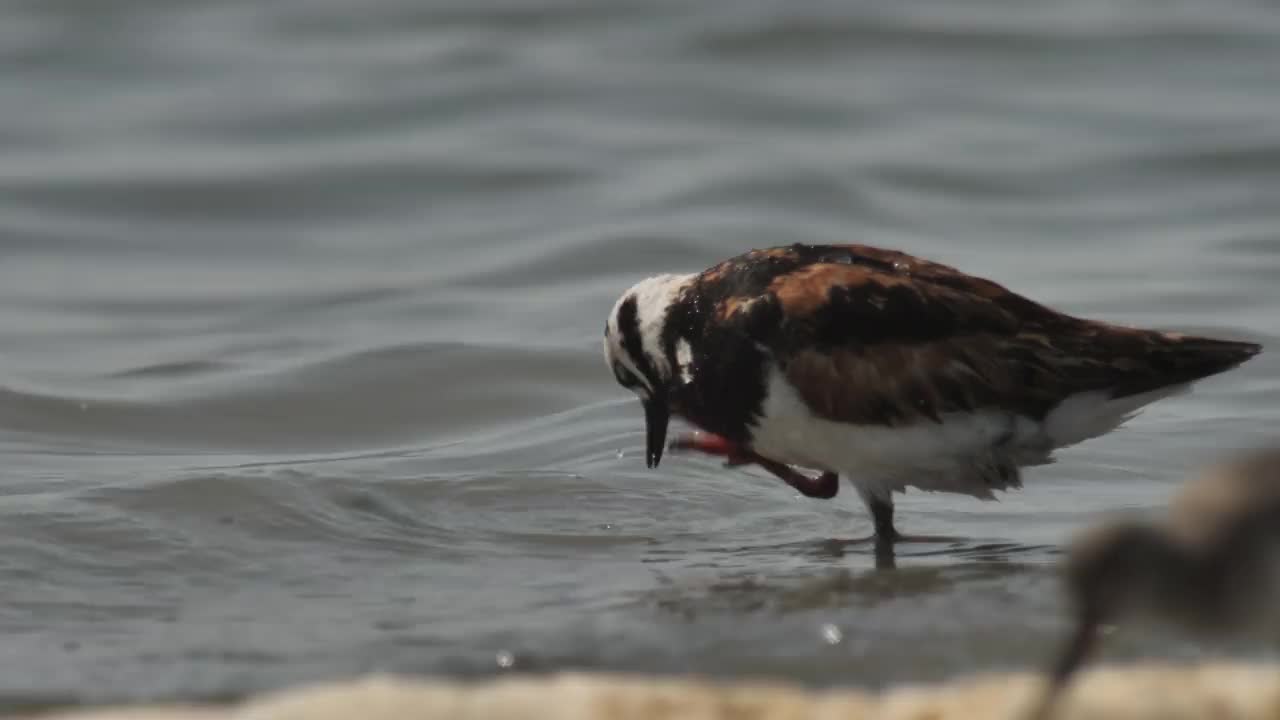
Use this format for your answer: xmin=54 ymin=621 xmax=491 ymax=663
xmin=2 ymin=0 xmax=1279 ymax=709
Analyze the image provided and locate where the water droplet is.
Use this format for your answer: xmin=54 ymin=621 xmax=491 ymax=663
xmin=78 ymin=402 xmax=89 ymax=411
xmin=616 ymin=449 xmax=625 ymax=459
xmin=496 ymin=650 xmax=515 ymax=668
xmin=821 ymin=623 xmax=843 ymax=645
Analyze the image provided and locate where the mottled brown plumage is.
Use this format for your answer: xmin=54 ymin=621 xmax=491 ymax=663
xmin=691 ymin=243 xmax=1259 ymax=428
xmin=604 ymin=242 xmax=1261 ymax=541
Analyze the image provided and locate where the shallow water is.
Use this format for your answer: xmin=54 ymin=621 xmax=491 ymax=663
xmin=1 ymin=0 xmax=1279 ymax=708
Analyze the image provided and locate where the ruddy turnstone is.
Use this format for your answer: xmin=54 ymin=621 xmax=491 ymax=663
xmin=602 ymin=243 xmax=1261 ymax=541
xmin=1032 ymin=446 xmax=1280 ymax=719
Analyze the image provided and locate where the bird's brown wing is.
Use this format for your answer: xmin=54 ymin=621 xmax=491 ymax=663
xmin=758 ymin=260 xmax=1070 ymax=425
xmin=697 ymin=243 xmax=1248 ymax=427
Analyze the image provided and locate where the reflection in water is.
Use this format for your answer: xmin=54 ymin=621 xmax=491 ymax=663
xmin=722 ymin=532 xmax=1061 ymax=570
xmin=644 ymin=540 xmax=1049 ymax=619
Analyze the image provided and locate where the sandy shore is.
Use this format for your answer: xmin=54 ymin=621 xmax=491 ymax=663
xmin=21 ymin=662 xmax=1280 ymax=720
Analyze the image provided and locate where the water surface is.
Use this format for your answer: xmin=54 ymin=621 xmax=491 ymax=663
xmin=1 ymin=0 xmax=1279 ymax=708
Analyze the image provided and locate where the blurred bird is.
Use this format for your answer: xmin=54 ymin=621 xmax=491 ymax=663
xmin=1031 ymin=446 xmax=1280 ymax=719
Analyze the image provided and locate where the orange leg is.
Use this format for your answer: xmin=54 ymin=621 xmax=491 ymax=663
xmin=669 ymin=431 xmax=838 ymax=499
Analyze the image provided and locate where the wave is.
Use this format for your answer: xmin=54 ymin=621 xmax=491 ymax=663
xmin=0 ymin=341 xmax=614 ymax=455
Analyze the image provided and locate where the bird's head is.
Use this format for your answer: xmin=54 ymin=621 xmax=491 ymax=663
xmin=1030 ymin=521 xmax=1185 ymax=719
xmin=603 ymin=273 xmax=695 ymax=469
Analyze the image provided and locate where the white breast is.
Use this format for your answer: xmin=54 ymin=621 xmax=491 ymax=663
xmin=746 ymin=367 xmax=1047 ymax=502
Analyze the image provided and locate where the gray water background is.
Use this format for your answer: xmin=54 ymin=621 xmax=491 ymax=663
xmin=1 ymin=0 xmax=1279 ymax=709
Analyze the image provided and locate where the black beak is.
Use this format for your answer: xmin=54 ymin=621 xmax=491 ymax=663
xmin=1028 ymin=608 xmax=1101 ymax=720
xmin=643 ymin=397 xmax=669 ymax=469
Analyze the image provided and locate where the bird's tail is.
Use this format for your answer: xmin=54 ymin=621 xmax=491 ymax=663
xmin=1040 ymin=329 xmax=1260 ymax=449
xmin=1108 ymin=332 xmax=1261 ymax=399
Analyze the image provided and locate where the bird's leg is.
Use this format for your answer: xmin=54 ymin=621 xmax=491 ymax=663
xmin=869 ymin=496 xmax=900 ymax=541
xmin=667 ymin=430 xmax=746 ymax=464
xmin=830 ymin=493 xmax=898 ymax=548
xmin=757 ymin=457 xmax=839 ymax=499
xmin=864 ymin=493 xmax=958 ymax=544
xmin=668 ymin=431 xmax=838 ymax=499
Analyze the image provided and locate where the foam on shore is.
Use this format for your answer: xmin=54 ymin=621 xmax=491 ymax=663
xmin=23 ymin=662 xmax=1280 ymax=720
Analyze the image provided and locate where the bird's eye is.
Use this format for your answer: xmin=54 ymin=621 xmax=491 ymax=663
xmin=614 ymin=366 xmax=639 ymax=388
xmin=613 ymin=366 xmax=654 ymax=399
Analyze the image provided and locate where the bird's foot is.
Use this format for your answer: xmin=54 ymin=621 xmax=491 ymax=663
xmin=889 ymin=534 xmax=964 ymax=544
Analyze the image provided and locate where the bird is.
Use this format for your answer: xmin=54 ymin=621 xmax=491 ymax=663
xmin=1030 ymin=446 xmax=1280 ymax=720
xmin=601 ymin=242 xmax=1262 ymax=542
